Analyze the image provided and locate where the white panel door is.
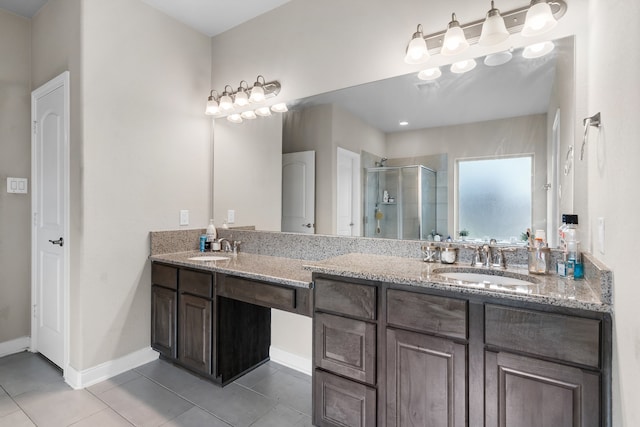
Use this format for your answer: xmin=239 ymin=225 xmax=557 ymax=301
xmin=31 ymin=72 xmax=69 ymax=369
xmin=282 ymin=151 xmax=315 ymax=234
xmin=336 ymin=147 xmax=361 ymax=236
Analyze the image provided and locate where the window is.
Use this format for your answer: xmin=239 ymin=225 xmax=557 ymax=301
xmin=457 ymin=156 xmax=532 ymax=242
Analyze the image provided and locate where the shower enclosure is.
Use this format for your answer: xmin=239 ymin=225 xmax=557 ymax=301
xmin=364 ymin=165 xmax=437 ymax=240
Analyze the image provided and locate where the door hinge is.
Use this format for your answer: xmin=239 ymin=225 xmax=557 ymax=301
xmin=32 ymin=304 xmax=38 ymax=319
xmin=33 ymin=121 xmax=37 ymax=134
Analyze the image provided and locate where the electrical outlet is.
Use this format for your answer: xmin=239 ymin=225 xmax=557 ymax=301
xmin=597 ymin=217 xmax=605 ymax=254
xmin=179 ymin=210 xmax=189 ymax=226
xmin=227 ymin=209 xmax=235 ymax=224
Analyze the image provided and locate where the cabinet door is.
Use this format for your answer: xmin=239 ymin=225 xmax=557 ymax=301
xmin=314 ymin=369 xmax=376 ymax=427
xmin=179 ymin=293 xmax=212 ymax=374
xmin=386 ymin=328 xmax=467 ymax=427
xmin=315 ymin=312 xmax=376 ymax=385
xmin=485 ymin=351 xmax=600 ymax=427
xmin=151 ymin=286 xmax=177 ymax=358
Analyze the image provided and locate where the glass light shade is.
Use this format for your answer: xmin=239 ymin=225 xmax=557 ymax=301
xmin=249 ymin=85 xmax=265 ymax=103
xmin=450 ymin=58 xmax=477 ymax=74
xmin=271 ymin=103 xmax=288 ymax=113
xmin=441 ymin=15 xmax=469 ymax=56
xmin=484 ymin=50 xmax=512 ymax=66
xmin=417 ymin=67 xmax=442 ymax=81
xmin=227 ymin=113 xmax=243 ymax=123
xmin=219 ymin=94 xmax=234 ymax=111
xmin=404 ymin=35 xmax=430 ymax=64
xmin=255 ymin=106 xmax=271 ymax=117
xmin=205 ymin=99 xmax=220 ymax=115
xmin=522 ymin=1 xmax=557 ymax=37
xmin=479 ymin=9 xmax=509 ymax=46
xmin=522 ymin=41 xmax=555 ymax=58
xmin=241 ymin=110 xmax=257 ymax=120
xmin=234 ymin=90 xmax=249 ymax=107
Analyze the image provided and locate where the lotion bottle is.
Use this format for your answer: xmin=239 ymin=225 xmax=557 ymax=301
xmin=206 ymin=219 xmax=217 ymax=251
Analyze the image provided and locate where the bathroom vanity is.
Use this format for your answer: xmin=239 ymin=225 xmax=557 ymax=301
xmin=149 ymin=230 xmax=612 ymax=427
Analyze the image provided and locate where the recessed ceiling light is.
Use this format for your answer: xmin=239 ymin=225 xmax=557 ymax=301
xmin=399 ymin=121 xmax=409 ymax=126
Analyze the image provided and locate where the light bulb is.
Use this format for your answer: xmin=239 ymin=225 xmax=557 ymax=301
xmin=241 ymin=110 xmax=257 ymax=120
xmin=271 ymin=103 xmax=288 ymax=113
xmin=417 ymin=67 xmax=442 ymax=81
xmin=484 ymin=50 xmax=513 ymax=66
xmin=522 ymin=0 xmax=557 ymax=37
xmin=479 ymin=2 xmax=509 ymax=46
xmin=450 ymin=58 xmax=477 ymax=74
xmin=234 ymin=90 xmax=249 ymax=107
xmin=522 ymin=41 xmax=555 ymax=58
xmin=219 ymin=94 xmax=234 ymax=111
xmin=249 ymin=85 xmax=265 ymax=103
xmin=227 ymin=113 xmax=243 ymax=123
xmin=255 ymin=107 xmax=271 ymax=117
xmin=205 ymin=98 xmax=219 ymax=115
xmin=404 ymin=26 xmax=430 ymax=64
xmin=441 ymin=14 xmax=469 ymax=56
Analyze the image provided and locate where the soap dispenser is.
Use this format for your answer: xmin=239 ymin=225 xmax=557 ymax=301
xmin=206 ymin=219 xmax=217 ymax=251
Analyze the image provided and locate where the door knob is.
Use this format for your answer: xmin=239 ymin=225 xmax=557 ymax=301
xmin=49 ymin=237 xmax=64 ymax=247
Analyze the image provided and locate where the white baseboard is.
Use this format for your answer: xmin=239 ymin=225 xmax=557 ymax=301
xmin=269 ymin=346 xmax=312 ymax=376
xmin=65 ymin=347 xmax=159 ymax=390
xmin=0 ymin=336 xmax=31 ymax=358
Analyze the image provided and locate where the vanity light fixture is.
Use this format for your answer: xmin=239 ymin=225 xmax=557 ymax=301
xmin=484 ymin=50 xmax=513 ymax=66
xmin=404 ymin=25 xmax=430 ymax=64
xmin=205 ymin=90 xmax=220 ymax=115
xmin=441 ymin=14 xmax=469 ymax=56
xmin=522 ymin=0 xmax=558 ymax=37
xmin=241 ymin=110 xmax=257 ymax=120
xmin=204 ymin=75 xmax=283 ymax=122
xmin=271 ymin=103 xmax=288 ymax=113
xmin=249 ymin=75 xmax=266 ymax=103
xmin=227 ymin=113 xmax=243 ymax=123
xmin=219 ymin=86 xmax=235 ymax=111
xmin=404 ymin=0 xmax=566 ymax=59
xmin=417 ymin=67 xmax=442 ymax=81
xmin=255 ymin=106 xmax=272 ymax=117
xmin=478 ymin=1 xmax=509 ymax=47
xmin=522 ymin=40 xmax=555 ymax=58
xmin=450 ymin=58 xmax=477 ymax=74
xmin=234 ymin=81 xmax=250 ymax=107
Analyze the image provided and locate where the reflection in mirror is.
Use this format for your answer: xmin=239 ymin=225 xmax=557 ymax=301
xmin=279 ymin=36 xmax=576 ymax=248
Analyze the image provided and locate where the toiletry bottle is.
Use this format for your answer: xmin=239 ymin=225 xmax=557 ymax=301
xmin=573 ymin=253 xmax=584 ymax=279
xmin=199 ymin=234 xmax=206 ymax=252
xmin=206 ymin=219 xmax=217 ymax=251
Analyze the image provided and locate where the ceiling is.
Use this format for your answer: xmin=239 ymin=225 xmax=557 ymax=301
xmin=0 ymin=0 xmax=292 ymax=36
xmin=292 ymin=47 xmax=558 ymax=133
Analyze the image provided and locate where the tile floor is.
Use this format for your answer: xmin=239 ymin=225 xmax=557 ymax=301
xmin=0 ymin=352 xmax=312 ymax=427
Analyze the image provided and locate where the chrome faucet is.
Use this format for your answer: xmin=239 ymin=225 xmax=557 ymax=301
xmin=217 ymin=238 xmax=232 ymax=252
xmin=482 ymin=244 xmax=492 ymax=268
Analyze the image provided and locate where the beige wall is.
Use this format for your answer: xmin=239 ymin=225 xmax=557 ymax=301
xmin=77 ymin=0 xmax=212 ymax=369
xmin=0 ymin=10 xmax=31 ymax=345
xmin=587 ymin=0 xmax=640 ymax=425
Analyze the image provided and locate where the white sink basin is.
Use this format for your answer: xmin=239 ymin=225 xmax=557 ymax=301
xmin=187 ymin=255 xmax=230 ymax=262
xmin=435 ymin=271 xmax=536 ymax=287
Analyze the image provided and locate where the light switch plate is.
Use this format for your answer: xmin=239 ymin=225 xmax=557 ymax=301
xmin=7 ymin=177 xmax=28 ymax=194
xmin=179 ymin=210 xmax=189 ymax=226
xmin=227 ymin=209 xmax=235 ymax=224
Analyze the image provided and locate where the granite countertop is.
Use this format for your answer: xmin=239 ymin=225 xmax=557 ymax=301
xmin=150 ymin=251 xmax=611 ymax=313
xmin=303 ymin=253 xmax=612 ymax=313
xmin=150 ymin=251 xmax=312 ymax=289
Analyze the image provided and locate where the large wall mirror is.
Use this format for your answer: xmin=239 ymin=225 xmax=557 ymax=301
xmin=214 ymin=36 xmax=576 ymax=249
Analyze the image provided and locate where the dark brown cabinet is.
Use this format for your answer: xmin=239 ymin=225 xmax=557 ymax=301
xmin=151 ymin=285 xmax=177 ymax=358
xmin=312 ymin=273 xmax=611 ymax=427
xmin=485 ymin=351 xmax=600 ymax=427
xmin=386 ymin=328 xmax=467 ymax=427
xmin=178 ymin=293 xmax=212 ymax=373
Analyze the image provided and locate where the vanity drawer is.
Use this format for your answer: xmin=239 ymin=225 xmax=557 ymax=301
xmin=152 ymin=263 xmax=177 ymax=290
xmin=485 ymin=304 xmax=601 ymax=368
xmin=217 ymin=274 xmax=297 ymax=312
xmin=179 ymin=269 xmax=213 ymax=298
xmin=314 ymin=278 xmax=376 ymax=321
xmin=387 ymin=289 xmax=467 ymax=340
xmin=315 ymin=312 xmax=376 ymax=385
xmin=314 ymin=369 xmax=376 ymax=427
